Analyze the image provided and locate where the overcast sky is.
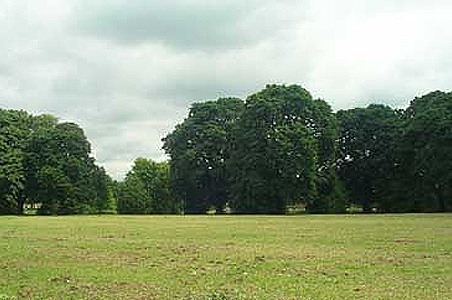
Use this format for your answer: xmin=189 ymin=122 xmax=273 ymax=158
xmin=1 ymin=0 xmax=451 ymax=179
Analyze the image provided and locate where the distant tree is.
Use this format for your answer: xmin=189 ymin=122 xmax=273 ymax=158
xmin=163 ymin=98 xmax=244 ymax=213
xmin=229 ymin=84 xmax=341 ymax=213
xmin=396 ymin=91 xmax=452 ymax=212
xmin=117 ymin=174 xmax=148 ymax=214
xmin=336 ymin=105 xmax=402 ymax=212
xmin=117 ymin=158 xmax=178 ymax=214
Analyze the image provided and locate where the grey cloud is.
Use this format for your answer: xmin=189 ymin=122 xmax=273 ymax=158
xmin=73 ymin=0 xmax=306 ymax=50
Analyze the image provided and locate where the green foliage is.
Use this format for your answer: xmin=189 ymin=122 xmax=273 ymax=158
xmin=336 ymin=104 xmax=402 ymax=212
xmin=94 ymin=166 xmax=117 ymax=213
xmin=0 ymin=109 xmax=32 ymax=214
xmin=0 ymin=108 xmax=112 ymax=215
xmin=396 ymin=91 xmax=452 ymax=212
xmin=163 ymin=98 xmax=244 ymax=213
xmin=117 ymin=158 xmax=178 ymax=214
xmin=229 ymin=84 xmax=340 ymax=213
xmin=2 ymin=87 xmax=451 ymax=215
xmin=336 ymin=91 xmax=452 ymax=213
xmin=35 ymin=166 xmax=73 ymax=214
xmin=0 ymin=141 xmax=22 ymax=214
xmin=25 ymin=122 xmax=113 ymax=215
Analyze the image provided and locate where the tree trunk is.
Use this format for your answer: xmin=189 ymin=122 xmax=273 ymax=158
xmin=17 ymin=196 xmax=24 ymax=215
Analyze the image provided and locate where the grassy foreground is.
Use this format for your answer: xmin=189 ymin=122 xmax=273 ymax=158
xmin=1 ymin=214 xmax=451 ymax=299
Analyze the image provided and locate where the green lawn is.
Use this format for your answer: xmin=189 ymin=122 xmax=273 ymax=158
xmin=1 ymin=214 xmax=451 ymax=299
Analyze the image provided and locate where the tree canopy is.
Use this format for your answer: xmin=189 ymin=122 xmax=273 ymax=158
xmin=228 ymin=84 xmax=341 ymax=213
xmin=336 ymin=104 xmax=402 ymax=212
xmin=0 ymin=109 xmax=114 ymax=215
xmin=163 ymin=97 xmax=244 ymax=213
xmin=2 ymin=86 xmax=451 ymax=215
xmin=396 ymin=91 xmax=452 ymax=212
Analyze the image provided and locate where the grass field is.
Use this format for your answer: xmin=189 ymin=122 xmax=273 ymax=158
xmin=1 ymin=214 xmax=452 ymax=299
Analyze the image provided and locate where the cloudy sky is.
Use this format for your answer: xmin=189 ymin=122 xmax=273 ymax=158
xmin=1 ymin=0 xmax=451 ymax=179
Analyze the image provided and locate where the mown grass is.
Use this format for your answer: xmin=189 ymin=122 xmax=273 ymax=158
xmin=1 ymin=214 xmax=451 ymax=299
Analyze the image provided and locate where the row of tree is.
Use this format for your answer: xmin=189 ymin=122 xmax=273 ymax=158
xmin=0 ymin=110 xmax=114 ymax=214
xmin=1 ymin=84 xmax=451 ymax=214
xmin=336 ymin=91 xmax=452 ymax=212
xmin=162 ymin=85 xmax=452 ymax=213
xmin=162 ymin=86 xmax=340 ymax=213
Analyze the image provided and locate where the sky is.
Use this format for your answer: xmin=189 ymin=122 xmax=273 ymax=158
xmin=1 ymin=0 xmax=451 ymax=180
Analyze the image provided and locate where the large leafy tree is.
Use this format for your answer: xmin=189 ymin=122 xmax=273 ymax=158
xmin=163 ymin=98 xmax=244 ymax=213
xmin=117 ymin=158 xmax=178 ymax=214
xmin=25 ymin=122 xmax=112 ymax=214
xmin=229 ymin=84 xmax=340 ymax=213
xmin=397 ymin=91 xmax=452 ymax=212
xmin=336 ymin=105 xmax=402 ymax=212
xmin=0 ymin=108 xmax=113 ymax=215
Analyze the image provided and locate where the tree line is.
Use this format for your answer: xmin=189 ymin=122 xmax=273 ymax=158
xmin=1 ymin=84 xmax=451 ymax=215
xmin=0 ymin=111 xmax=114 ymax=214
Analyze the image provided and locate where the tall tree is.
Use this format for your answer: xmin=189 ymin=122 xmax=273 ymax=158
xmin=336 ymin=105 xmax=402 ymax=212
xmin=397 ymin=91 xmax=452 ymax=212
xmin=24 ymin=122 xmax=109 ymax=214
xmin=229 ymin=84 xmax=340 ymax=213
xmin=163 ymin=98 xmax=244 ymax=213
xmin=0 ymin=108 xmax=112 ymax=215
